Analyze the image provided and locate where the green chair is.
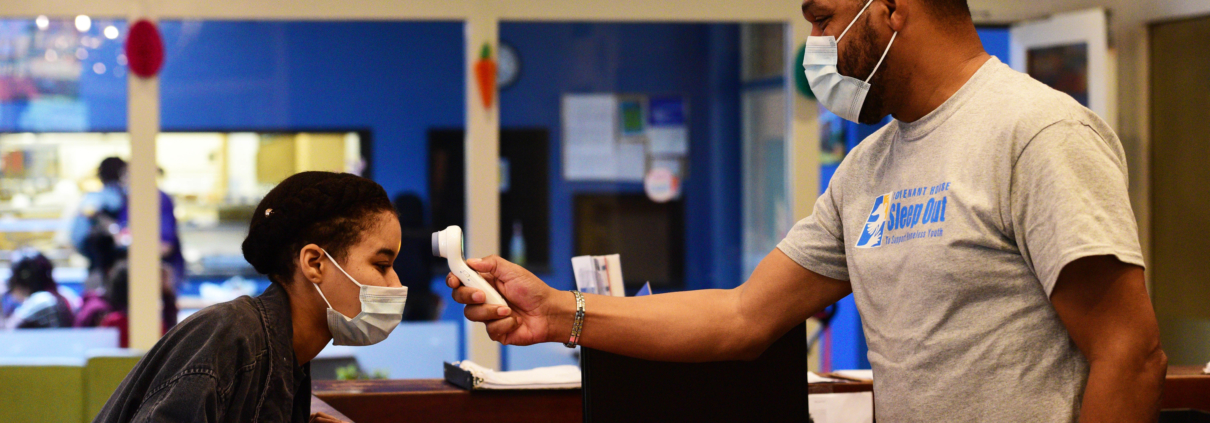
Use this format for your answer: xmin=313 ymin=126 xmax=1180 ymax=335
xmin=0 ymin=358 xmax=86 ymax=423
xmin=83 ymin=350 xmax=144 ymax=423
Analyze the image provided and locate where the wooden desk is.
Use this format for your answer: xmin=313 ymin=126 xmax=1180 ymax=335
xmin=807 ymin=367 xmax=1210 ymax=412
xmin=1164 ymin=366 xmax=1210 ymax=412
xmin=312 ymin=379 xmax=581 ymax=423
xmin=313 ymin=378 xmax=872 ymax=423
xmin=310 ymin=395 xmax=355 ymax=422
xmin=809 ymin=381 xmax=874 ymax=395
xmin=312 ymin=366 xmax=1207 ymax=423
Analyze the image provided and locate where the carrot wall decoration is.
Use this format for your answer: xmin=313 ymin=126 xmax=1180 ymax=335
xmin=475 ymin=43 xmax=497 ymax=109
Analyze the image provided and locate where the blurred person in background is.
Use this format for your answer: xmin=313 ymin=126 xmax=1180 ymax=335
xmin=74 ymin=274 xmax=116 ymax=328
xmin=88 ymin=260 xmax=179 ymax=347
xmin=98 ymin=262 xmax=129 ymax=346
xmin=70 ymin=157 xmax=183 ymax=329
xmin=72 ymin=157 xmax=126 ymax=291
xmin=3 ymin=250 xmax=74 ymax=329
xmin=394 ymin=192 xmax=439 ymax=321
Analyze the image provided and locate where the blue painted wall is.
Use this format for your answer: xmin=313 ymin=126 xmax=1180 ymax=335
xmin=822 ymin=26 xmax=1011 ymax=371
xmin=157 ymin=21 xmax=466 ymax=201
xmin=499 ymin=23 xmax=743 ymax=294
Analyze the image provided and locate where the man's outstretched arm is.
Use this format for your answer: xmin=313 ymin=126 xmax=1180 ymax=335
xmin=451 ymin=248 xmax=852 ymax=362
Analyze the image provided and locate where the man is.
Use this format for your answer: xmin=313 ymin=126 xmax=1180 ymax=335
xmin=450 ymin=0 xmax=1167 ymax=421
xmin=70 ymin=157 xmax=184 ymax=327
xmin=71 ymin=157 xmax=128 ymax=288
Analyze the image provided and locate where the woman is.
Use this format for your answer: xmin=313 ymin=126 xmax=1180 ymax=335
xmin=95 ymin=172 xmax=410 ymax=422
xmin=4 ymin=251 xmax=75 ymax=329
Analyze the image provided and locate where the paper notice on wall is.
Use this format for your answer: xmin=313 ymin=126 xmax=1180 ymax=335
xmin=650 ymin=158 xmax=682 ymax=178
xmin=647 ymin=96 xmax=688 ymax=156
xmin=563 ymin=94 xmax=619 ymax=181
xmin=808 ymin=392 xmax=874 ymax=423
xmin=617 ymin=142 xmax=646 ymax=182
xmin=648 ymin=126 xmax=688 ymax=156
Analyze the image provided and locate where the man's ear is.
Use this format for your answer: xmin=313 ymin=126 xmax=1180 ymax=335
xmin=298 ymin=244 xmax=325 ymax=284
xmin=883 ymin=0 xmax=908 ymax=32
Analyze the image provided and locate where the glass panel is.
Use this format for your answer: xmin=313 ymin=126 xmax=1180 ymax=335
xmin=495 ymin=21 xmax=790 ymax=370
xmin=0 ymin=16 xmax=128 ymax=336
xmin=741 ymin=24 xmax=792 ymax=279
xmin=0 ymin=17 xmax=128 ymax=132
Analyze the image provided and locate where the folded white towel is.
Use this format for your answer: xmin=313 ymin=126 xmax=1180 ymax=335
xmin=457 ymin=360 xmax=582 ymax=390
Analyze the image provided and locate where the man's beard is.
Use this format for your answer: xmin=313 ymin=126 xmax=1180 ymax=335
xmin=838 ymin=17 xmax=892 ymax=125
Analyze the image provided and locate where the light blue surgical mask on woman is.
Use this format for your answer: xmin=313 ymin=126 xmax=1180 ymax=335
xmin=313 ymin=249 xmax=408 ymax=346
xmin=803 ymin=0 xmax=897 ymax=123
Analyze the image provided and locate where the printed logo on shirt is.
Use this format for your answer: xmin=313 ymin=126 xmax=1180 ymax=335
xmin=855 ymin=193 xmax=890 ymax=248
xmin=856 ymin=182 xmax=952 ymax=249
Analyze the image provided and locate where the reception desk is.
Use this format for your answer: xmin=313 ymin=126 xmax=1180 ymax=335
xmin=312 ymin=379 xmax=582 ymax=423
xmin=312 ymin=367 xmax=1209 ymax=423
xmin=312 ymin=379 xmax=874 ymax=423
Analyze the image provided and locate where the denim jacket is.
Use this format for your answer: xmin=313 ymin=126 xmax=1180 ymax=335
xmin=94 ymin=283 xmax=311 ymax=422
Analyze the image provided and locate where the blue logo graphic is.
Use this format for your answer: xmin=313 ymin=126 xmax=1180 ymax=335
xmin=856 ymin=193 xmax=890 ymax=249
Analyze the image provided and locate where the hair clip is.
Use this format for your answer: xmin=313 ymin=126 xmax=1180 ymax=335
xmin=265 ymin=208 xmax=274 ymax=217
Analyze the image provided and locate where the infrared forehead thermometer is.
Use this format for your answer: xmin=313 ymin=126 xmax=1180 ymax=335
xmin=433 ymin=225 xmax=507 ymax=306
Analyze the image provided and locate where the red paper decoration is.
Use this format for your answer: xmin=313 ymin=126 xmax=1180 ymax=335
xmin=125 ymin=20 xmax=164 ymax=78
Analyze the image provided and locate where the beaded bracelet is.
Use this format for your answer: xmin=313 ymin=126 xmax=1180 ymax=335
xmin=564 ymin=290 xmax=585 ymax=348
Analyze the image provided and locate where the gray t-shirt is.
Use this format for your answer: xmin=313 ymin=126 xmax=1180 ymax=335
xmin=778 ymin=57 xmax=1144 ymax=422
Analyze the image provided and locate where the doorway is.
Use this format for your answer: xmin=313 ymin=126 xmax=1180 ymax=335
xmin=1150 ymin=14 xmax=1210 ymax=366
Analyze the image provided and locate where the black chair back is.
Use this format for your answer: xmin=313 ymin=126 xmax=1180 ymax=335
xmin=581 ymin=322 xmax=809 ymax=422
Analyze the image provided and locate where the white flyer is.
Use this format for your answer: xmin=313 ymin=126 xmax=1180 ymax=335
xmin=562 ymin=94 xmax=619 ymax=181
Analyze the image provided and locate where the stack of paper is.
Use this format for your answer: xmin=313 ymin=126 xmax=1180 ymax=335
xmin=571 ymin=254 xmax=625 ymax=297
xmin=830 ymin=369 xmax=874 ymax=382
xmin=809 ymin=392 xmax=874 ymax=423
xmin=456 ymin=360 xmax=581 ymax=390
xmin=808 ymin=372 xmax=844 ymax=383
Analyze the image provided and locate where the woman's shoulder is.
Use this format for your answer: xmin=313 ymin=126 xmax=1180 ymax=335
xmin=94 ymin=295 xmax=282 ymax=422
xmin=169 ymin=295 xmax=268 ymax=351
xmin=133 ymin=294 xmax=273 ymax=379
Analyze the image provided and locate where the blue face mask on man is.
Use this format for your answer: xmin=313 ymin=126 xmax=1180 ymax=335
xmin=803 ymin=0 xmax=897 ymax=123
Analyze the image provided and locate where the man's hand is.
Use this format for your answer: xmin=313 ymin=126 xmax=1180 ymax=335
xmin=447 ymin=256 xmax=563 ymax=346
